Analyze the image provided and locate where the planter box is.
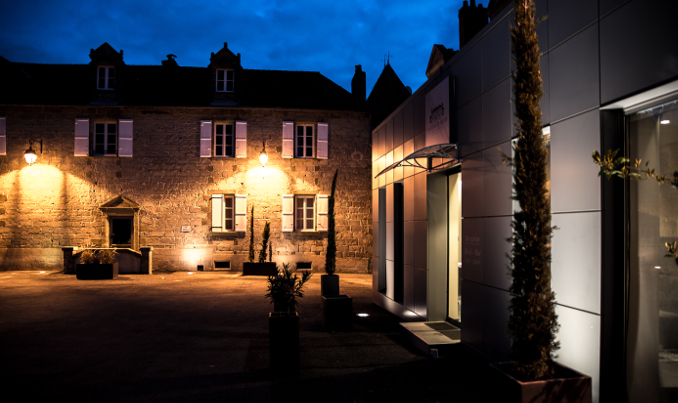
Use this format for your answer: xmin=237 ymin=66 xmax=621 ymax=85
xmin=489 ymin=362 xmax=592 ymax=403
xmin=243 ymin=262 xmax=277 ymax=276
xmin=321 ymin=274 xmax=340 ymax=297
xmin=322 ymin=295 xmax=353 ymax=331
xmin=76 ymin=263 xmax=119 ymax=280
xmin=269 ymin=312 xmax=299 ymax=377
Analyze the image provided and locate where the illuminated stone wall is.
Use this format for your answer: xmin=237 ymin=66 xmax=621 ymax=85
xmin=0 ymin=105 xmax=372 ymax=272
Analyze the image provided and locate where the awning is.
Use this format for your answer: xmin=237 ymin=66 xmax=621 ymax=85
xmin=375 ymin=143 xmax=459 ymax=178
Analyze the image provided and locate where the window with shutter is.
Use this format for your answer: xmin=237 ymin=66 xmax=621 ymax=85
xmin=74 ymin=118 xmax=90 ymax=157
xmin=212 ymin=194 xmax=246 ymax=233
xmin=0 ymin=116 xmax=7 ymax=156
xmin=317 ymin=194 xmax=329 ymax=231
xmin=282 ymin=121 xmax=294 ymax=158
xmin=200 ymin=120 xmax=212 ymax=158
xmin=118 ymin=119 xmax=133 ymax=157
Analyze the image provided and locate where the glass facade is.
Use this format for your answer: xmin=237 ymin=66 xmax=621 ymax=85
xmin=628 ymin=98 xmax=678 ymax=402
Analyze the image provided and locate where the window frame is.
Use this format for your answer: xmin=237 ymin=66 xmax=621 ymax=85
xmin=216 ymin=69 xmax=235 ymax=93
xmin=295 ymin=123 xmax=315 ymax=158
xmin=93 ymin=121 xmax=118 ymax=157
xmin=295 ymin=195 xmax=316 ymax=231
xmin=223 ymin=194 xmax=235 ymax=232
xmin=213 ymin=122 xmax=235 ymax=158
xmin=97 ymin=66 xmax=115 ymax=90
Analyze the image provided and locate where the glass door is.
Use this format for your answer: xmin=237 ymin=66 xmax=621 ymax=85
xmin=627 ymin=98 xmax=678 ymax=402
xmin=448 ymin=173 xmax=462 ymax=322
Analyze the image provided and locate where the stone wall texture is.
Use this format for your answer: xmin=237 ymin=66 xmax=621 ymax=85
xmin=0 ymin=105 xmax=373 ymax=273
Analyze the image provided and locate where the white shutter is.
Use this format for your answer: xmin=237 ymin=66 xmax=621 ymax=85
xmin=317 ymin=194 xmax=329 ymax=231
xmin=74 ymin=118 xmax=90 ymax=157
xmin=282 ymin=194 xmax=295 ymax=232
xmin=317 ymin=122 xmax=328 ymax=159
xmin=235 ymin=194 xmax=247 ymax=232
xmin=118 ymin=119 xmax=133 ymax=157
xmin=235 ymin=121 xmax=247 ymax=158
xmin=0 ymin=116 xmax=5 ymax=155
xmin=211 ymin=194 xmax=223 ymax=232
xmin=282 ymin=121 xmax=294 ymax=158
xmin=200 ymin=120 xmax=212 ymax=158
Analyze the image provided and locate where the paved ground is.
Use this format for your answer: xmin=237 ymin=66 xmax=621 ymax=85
xmin=0 ymin=270 xmax=489 ymax=402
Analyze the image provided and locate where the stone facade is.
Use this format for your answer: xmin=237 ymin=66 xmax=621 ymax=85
xmin=0 ymin=104 xmax=372 ymax=272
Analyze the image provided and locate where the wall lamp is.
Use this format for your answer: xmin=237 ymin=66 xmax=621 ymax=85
xmin=259 ymin=141 xmax=268 ymax=167
xmin=24 ymin=139 xmax=42 ymax=165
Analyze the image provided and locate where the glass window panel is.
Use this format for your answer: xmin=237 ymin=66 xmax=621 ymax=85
xmin=216 ymin=146 xmax=223 ymax=156
xmin=226 ymin=70 xmax=233 ymax=80
xmin=306 ymin=126 xmax=313 ymax=137
xmin=225 ymin=146 xmax=232 ymax=156
xmin=108 ymin=124 xmax=116 ymax=134
xmin=216 ymin=125 xmax=223 ymax=135
xmin=225 ymin=125 xmax=233 ymax=135
xmin=217 ymin=70 xmax=224 ymax=80
xmin=95 ymin=123 xmax=104 ymax=134
xmin=217 ymin=81 xmax=224 ymax=91
xmin=215 ymin=136 xmax=223 ymax=145
xmin=226 ymin=81 xmax=234 ymax=92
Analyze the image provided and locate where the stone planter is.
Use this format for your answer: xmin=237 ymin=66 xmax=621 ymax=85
xmin=76 ymin=262 xmax=119 ymax=280
xmin=243 ymin=262 xmax=277 ymax=276
xmin=322 ymin=295 xmax=353 ymax=331
xmin=269 ymin=311 xmax=299 ymax=377
xmin=320 ymin=274 xmax=340 ymax=297
xmin=488 ymin=361 xmax=592 ymax=403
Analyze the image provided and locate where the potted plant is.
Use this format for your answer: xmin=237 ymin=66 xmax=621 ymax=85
xmin=76 ymin=247 xmax=118 ymax=280
xmin=492 ymin=1 xmax=592 ymax=401
xmin=265 ymin=263 xmax=312 ymax=377
xmin=242 ymin=210 xmax=277 ymax=276
xmin=321 ymin=169 xmax=340 ymax=297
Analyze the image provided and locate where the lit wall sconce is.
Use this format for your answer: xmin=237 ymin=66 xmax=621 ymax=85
xmin=24 ymin=139 xmax=42 ymax=165
xmin=259 ymin=141 xmax=268 ymax=167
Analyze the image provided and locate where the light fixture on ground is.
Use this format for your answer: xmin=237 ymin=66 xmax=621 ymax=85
xmin=24 ymin=139 xmax=42 ymax=165
xmin=259 ymin=141 xmax=268 ymax=167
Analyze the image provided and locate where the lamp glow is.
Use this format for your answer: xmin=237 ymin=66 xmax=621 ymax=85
xmin=259 ymin=143 xmax=268 ymax=166
xmin=24 ymin=139 xmax=41 ymax=165
xmin=660 ymin=120 xmax=670 ymax=125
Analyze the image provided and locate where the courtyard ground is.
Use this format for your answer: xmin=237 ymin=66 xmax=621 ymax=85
xmin=0 ymin=270 xmax=488 ymax=402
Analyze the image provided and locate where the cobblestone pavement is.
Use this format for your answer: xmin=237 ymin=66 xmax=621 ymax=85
xmin=0 ymin=271 xmax=487 ymax=402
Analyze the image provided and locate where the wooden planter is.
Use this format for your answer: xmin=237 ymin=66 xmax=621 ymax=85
xmin=243 ymin=262 xmax=277 ymax=276
xmin=269 ymin=312 xmax=299 ymax=377
xmin=320 ymin=274 xmax=340 ymax=297
xmin=488 ymin=362 xmax=592 ymax=403
xmin=322 ymin=295 xmax=353 ymax=331
xmin=76 ymin=263 xmax=119 ymax=280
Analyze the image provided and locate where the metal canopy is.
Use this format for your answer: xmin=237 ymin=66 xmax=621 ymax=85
xmin=375 ymin=143 xmax=458 ymax=178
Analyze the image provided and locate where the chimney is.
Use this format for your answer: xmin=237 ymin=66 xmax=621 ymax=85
xmin=458 ymin=0 xmax=488 ymax=48
xmin=351 ymin=65 xmax=366 ymax=102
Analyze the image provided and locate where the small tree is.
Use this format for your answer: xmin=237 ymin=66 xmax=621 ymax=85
xmin=507 ymin=0 xmax=559 ymax=381
xmin=265 ymin=263 xmax=313 ymax=313
xmin=248 ymin=206 xmax=255 ymax=263
xmin=324 ymin=170 xmax=339 ymax=275
xmin=259 ymin=221 xmax=270 ymax=263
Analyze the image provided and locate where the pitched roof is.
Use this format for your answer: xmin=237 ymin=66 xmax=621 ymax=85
xmin=0 ymin=60 xmax=362 ymax=111
xmin=366 ymin=63 xmax=411 ymax=127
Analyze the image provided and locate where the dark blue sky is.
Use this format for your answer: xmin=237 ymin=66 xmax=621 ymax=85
xmin=0 ymin=0 xmax=488 ymax=95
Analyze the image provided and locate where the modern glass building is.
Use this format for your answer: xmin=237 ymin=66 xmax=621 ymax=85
xmin=371 ymin=1 xmax=678 ymax=402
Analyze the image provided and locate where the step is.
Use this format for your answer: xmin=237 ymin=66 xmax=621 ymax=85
xmin=400 ymin=321 xmax=461 ymax=357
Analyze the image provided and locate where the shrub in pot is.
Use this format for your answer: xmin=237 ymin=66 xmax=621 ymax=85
xmin=76 ymin=247 xmax=118 ymax=280
xmin=265 ymin=263 xmax=312 ymax=377
xmin=495 ymin=1 xmax=591 ymax=401
xmin=321 ymin=169 xmax=340 ymax=297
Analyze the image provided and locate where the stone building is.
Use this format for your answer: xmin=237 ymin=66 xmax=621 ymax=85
xmin=0 ymin=42 xmax=375 ymax=273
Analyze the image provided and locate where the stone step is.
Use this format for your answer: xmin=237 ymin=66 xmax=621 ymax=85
xmin=399 ymin=321 xmax=461 ymax=358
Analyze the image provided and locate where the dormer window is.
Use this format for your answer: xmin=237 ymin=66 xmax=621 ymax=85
xmin=97 ymin=66 xmax=115 ymax=90
xmin=216 ymin=69 xmax=234 ymax=92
